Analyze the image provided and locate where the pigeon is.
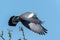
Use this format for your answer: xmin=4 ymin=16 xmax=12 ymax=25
xmin=8 ymin=12 xmax=47 ymax=35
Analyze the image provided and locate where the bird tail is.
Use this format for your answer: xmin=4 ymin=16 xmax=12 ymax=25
xmin=8 ymin=16 xmax=19 ymax=26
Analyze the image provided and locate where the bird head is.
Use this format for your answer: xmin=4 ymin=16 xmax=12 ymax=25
xmin=8 ymin=16 xmax=19 ymax=26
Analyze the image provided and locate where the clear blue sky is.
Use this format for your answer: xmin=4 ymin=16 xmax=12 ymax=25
xmin=0 ymin=0 xmax=60 ymax=40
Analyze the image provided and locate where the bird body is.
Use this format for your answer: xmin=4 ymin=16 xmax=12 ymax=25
xmin=8 ymin=12 xmax=47 ymax=35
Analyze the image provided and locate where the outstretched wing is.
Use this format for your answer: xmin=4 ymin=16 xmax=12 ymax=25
xmin=29 ymin=23 xmax=47 ymax=35
xmin=20 ymin=12 xmax=42 ymax=24
xmin=20 ymin=14 xmax=47 ymax=35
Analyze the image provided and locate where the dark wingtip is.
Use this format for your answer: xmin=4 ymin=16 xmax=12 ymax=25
xmin=39 ymin=27 xmax=47 ymax=35
xmin=42 ymin=28 xmax=47 ymax=35
xmin=39 ymin=31 xmax=47 ymax=35
xmin=8 ymin=16 xmax=17 ymax=26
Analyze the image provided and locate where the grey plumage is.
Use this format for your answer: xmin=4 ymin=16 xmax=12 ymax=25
xmin=8 ymin=12 xmax=47 ymax=35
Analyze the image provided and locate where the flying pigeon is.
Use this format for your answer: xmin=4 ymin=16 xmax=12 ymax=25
xmin=8 ymin=12 xmax=47 ymax=35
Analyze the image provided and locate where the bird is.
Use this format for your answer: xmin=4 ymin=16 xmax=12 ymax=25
xmin=8 ymin=12 xmax=47 ymax=35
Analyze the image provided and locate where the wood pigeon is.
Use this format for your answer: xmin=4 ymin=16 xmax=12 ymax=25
xmin=8 ymin=12 xmax=47 ymax=35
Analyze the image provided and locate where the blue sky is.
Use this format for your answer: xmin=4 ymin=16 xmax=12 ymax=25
xmin=0 ymin=0 xmax=60 ymax=40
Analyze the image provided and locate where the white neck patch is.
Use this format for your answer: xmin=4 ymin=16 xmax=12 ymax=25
xmin=27 ymin=13 xmax=34 ymax=18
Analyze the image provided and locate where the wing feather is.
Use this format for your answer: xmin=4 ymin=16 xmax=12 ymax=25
xmin=29 ymin=23 xmax=47 ymax=35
